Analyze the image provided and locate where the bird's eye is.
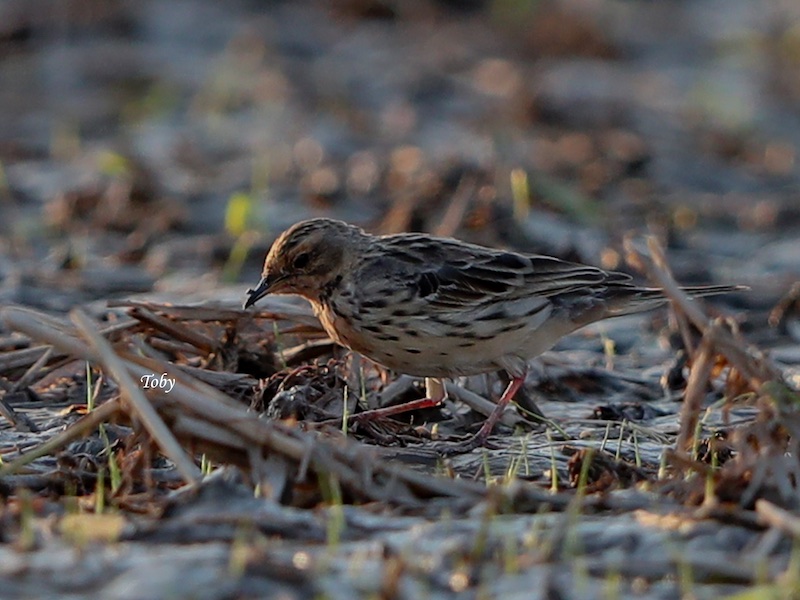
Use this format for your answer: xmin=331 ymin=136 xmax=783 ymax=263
xmin=292 ymin=252 xmax=310 ymax=269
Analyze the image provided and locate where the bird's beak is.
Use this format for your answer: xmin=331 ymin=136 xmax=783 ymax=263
xmin=243 ymin=273 xmax=281 ymax=309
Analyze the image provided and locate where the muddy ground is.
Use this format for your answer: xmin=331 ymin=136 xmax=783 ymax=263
xmin=1 ymin=1 xmax=800 ymax=598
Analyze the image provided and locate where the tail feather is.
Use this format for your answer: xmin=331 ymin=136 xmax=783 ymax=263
xmin=677 ymin=284 xmax=746 ymax=298
xmin=606 ymin=284 xmax=744 ymax=317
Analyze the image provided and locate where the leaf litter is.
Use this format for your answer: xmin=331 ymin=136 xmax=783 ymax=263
xmin=0 ymin=237 xmax=798 ymax=598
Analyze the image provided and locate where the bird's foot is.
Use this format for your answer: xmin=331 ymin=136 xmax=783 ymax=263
xmin=429 ymin=375 xmax=527 ymax=455
xmin=429 ymin=432 xmax=502 ymax=456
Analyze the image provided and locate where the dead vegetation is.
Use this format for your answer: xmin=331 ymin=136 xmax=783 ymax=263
xmin=0 ymin=235 xmax=798 ymax=597
xmin=2 ymin=1 xmax=800 ymax=597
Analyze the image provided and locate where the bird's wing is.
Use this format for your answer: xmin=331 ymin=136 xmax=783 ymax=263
xmin=367 ymin=234 xmax=626 ymax=315
xmin=430 ymin=254 xmax=616 ymax=308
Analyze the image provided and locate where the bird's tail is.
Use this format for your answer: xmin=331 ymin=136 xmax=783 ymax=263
xmin=605 ymin=284 xmax=745 ymax=317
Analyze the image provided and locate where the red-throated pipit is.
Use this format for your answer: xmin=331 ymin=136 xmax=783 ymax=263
xmin=244 ymin=218 xmax=739 ymax=449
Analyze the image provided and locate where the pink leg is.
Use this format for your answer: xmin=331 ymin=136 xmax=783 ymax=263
xmin=431 ymin=375 xmax=526 ymax=455
xmin=471 ymin=375 xmax=525 ymax=443
xmin=350 ymin=397 xmax=441 ymax=421
xmin=351 ymin=377 xmax=445 ymax=422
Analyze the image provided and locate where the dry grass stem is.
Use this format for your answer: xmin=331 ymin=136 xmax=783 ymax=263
xmin=128 ymin=306 xmax=218 ymax=353
xmin=625 ymin=236 xmax=789 ymax=451
xmin=756 ymin=498 xmax=800 ymax=537
xmin=7 ymin=346 xmax=53 ymax=394
xmin=676 ymin=338 xmax=715 ymax=451
xmin=70 ymin=308 xmax=202 ymax=483
xmin=0 ymin=397 xmax=122 ymax=476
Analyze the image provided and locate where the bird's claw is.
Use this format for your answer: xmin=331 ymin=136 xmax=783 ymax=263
xmin=430 ymin=433 xmax=501 ymax=456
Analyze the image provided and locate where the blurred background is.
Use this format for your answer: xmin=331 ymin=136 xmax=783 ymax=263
xmin=0 ymin=0 xmax=798 ymax=315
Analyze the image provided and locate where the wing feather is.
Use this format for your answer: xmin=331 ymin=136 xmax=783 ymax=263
xmin=368 ymin=233 xmax=624 ymax=316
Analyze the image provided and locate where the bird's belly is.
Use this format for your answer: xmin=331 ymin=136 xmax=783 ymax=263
xmin=316 ymin=303 xmax=568 ymax=378
xmin=317 ymin=306 xmax=457 ymax=376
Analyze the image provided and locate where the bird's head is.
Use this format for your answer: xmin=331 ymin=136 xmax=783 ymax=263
xmin=243 ymin=218 xmax=363 ymax=308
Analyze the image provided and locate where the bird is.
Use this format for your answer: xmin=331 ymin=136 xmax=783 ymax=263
xmin=244 ymin=217 xmax=739 ymax=450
